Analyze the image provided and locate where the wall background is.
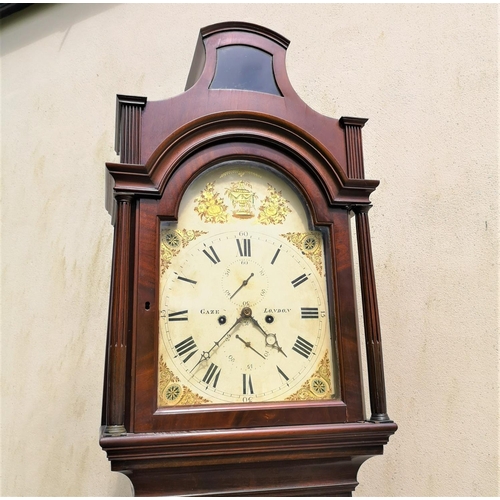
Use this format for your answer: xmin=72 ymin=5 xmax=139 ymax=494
xmin=1 ymin=3 xmax=498 ymax=496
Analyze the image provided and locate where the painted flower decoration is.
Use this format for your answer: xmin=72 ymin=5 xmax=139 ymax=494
xmin=194 ymin=182 xmax=228 ymax=223
xmin=258 ymin=184 xmax=291 ymax=225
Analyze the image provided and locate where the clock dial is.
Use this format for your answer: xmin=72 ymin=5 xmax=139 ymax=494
xmin=157 ymin=161 xmax=338 ymax=406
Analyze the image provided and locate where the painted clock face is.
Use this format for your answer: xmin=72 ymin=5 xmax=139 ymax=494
xmin=157 ymin=161 xmax=338 ymax=406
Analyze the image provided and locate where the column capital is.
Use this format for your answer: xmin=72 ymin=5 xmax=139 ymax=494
xmin=114 ymin=193 xmax=134 ymax=203
xmin=352 ymin=204 xmax=372 ymax=214
xmin=339 ymin=116 xmax=368 ymax=128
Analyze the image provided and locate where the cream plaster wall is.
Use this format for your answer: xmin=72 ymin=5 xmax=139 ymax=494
xmin=1 ymin=3 xmax=498 ymax=496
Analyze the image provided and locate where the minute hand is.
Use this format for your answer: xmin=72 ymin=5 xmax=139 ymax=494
xmin=248 ymin=316 xmax=287 ymax=357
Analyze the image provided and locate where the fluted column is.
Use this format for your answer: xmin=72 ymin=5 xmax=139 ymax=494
xmin=353 ymin=205 xmax=391 ymax=422
xmin=104 ymin=194 xmax=133 ymax=436
xmin=339 ymin=116 xmax=368 ymax=179
xmin=115 ymin=94 xmax=147 ymax=164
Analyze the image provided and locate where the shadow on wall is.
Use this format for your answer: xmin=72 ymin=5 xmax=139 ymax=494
xmin=0 ymin=3 xmax=118 ymax=57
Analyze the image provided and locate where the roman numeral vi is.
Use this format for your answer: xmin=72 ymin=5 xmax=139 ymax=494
xmin=243 ymin=374 xmax=254 ymax=395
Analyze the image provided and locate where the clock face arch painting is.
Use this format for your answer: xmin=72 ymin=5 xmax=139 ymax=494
xmin=158 ymin=161 xmax=339 ymax=406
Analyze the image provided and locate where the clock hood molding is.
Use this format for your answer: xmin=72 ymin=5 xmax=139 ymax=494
xmin=106 ymin=22 xmax=378 ymax=216
xmin=107 ymin=112 xmax=378 ymax=204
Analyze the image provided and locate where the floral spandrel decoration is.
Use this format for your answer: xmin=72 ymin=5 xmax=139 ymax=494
xmin=258 ymin=184 xmax=291 ymax=225
xmin=160 ymin=228 xmax=207 ymax=276
xmin=158 ymin=356 xmax=211 ymax=407
xmin=194 ymin=182 xmax=229 ymax=223
xmin=280 ymin=231 xmax=323 ymax=275
xmin=284 ymin=352 xmax=333 ymax=401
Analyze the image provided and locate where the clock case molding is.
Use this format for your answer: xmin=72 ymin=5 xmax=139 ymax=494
xmin=100 ymin=22 xmax=397 ymax=496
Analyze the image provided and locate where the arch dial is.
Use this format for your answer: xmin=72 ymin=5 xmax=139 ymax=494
xmin=157 ymin=161 xmax=338 ymax=406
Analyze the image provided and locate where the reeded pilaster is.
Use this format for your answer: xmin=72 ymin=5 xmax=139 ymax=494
xmin=104 ymin=194 xmax=133 ymax=436
xmin=353 ymin=205 xmax=391 ymax=422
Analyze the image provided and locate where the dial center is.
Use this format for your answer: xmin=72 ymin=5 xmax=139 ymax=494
xmin=241 ymin=306 xmax=252 ymax=318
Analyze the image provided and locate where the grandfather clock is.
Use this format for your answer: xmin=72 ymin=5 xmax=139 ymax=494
xmin=100 ymin=22 xmax=397 ymax=496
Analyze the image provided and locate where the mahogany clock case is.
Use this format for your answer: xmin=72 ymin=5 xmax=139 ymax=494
xmin=100 ymin=21 xmax=396 ymax=496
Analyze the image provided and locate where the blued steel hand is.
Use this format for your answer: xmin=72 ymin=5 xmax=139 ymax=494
xmin=229 ymin=273 xmax=254 ymax=300
xmin=190 ymin=315 xmax=243 ymax=372
xmin=235 ymin=334 xmax=266 ymax=360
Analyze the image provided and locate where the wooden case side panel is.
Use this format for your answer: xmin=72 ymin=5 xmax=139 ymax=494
xmin=331 ymin=209 xmax=365 ymax=422
xmin=129 ymin=198 xmax=159 ymax=432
